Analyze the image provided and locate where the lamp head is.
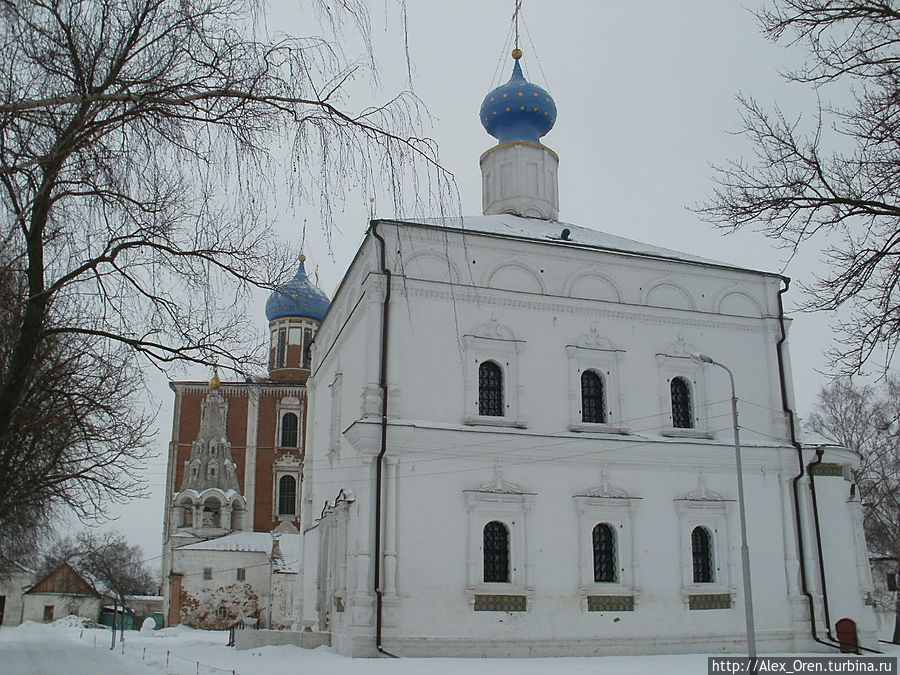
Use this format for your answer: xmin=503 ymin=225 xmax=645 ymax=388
xmin=690 ymin=353 xmax=714 ymax=364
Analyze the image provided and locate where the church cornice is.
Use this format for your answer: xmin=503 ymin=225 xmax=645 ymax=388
xmin=401 ymin=284 xmax=775 ymax=336
xmin=373 ymin=218 xmax=786 ymax=283
xmin=170 ymin=381 xmax=308 ymax=398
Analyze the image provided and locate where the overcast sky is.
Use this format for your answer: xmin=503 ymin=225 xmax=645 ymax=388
xmin=99 ymin=1 xmax=850 ymax=565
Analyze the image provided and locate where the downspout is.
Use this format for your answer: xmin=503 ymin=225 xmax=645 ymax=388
xmin=807 ymin=448 xmax=881 ymax=653
xmin=778 ymin=282 xmax=880 ymax=654
xmin=777 ymin=279 xmax=838 ymax=650
xmin=371 ymin=222 xmax=397 ymax=658
xmin=807 ymin=448 xmax=836 ymax=643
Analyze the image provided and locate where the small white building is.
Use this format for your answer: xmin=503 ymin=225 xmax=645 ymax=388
xmin=294 ymin=53 xmax=877 ymax=657
xmin=22 ymin=562 xmax=102 ymax=624
xmin=171 ymin=531 xmax=300 ymax=630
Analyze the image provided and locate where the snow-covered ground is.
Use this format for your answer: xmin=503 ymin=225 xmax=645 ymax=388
xmin=1 ymin=616 xmax=898 ymax=675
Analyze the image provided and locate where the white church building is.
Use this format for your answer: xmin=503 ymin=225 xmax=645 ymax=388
xmin=292 ymin=52 xmax=877 ymax=657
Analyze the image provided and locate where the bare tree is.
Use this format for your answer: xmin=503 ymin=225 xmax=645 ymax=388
xmin=76 ymin=530 xmax=157 ymax=604
xmin=807 ymin=377 xmax=900 ymax=642
xmin=0 ymin=0 xmax=450 ymax=559
xmin=34 ymin=534 xmax=81 ymax=582
xmin=697 ymin=1 xmax=900 ymax=373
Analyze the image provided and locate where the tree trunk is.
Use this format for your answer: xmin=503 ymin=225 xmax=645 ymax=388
xmin=109 ymin=599 xmax=116 ymax=650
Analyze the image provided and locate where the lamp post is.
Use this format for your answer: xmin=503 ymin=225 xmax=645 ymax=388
xmin=691 ymin=353 xmax=757 ymax=659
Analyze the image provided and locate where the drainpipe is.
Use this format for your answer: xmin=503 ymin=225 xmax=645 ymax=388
xmin=777 ymin=282 xmax=880 ymax=654
xmin=777 ymin=279 xmax=838 ymax=651
xmin=371 ymin=222 xmax=397 ymax=658
xmin=807 ymin=448 xmax=837 ymax=643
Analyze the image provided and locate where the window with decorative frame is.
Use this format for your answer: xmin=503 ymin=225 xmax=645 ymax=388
xmin=464 ymin=480 xmax=534 ymax=610
xmin=656 ymin=350 xmax=712 ymax=438
xmin=273 ymin=453 xmax=302 ymax=520
xmin=574 ymin=482 xmax=640 ymax=610
xmin=675 ymin=482 xmax=734 ymax=609
xmin=566 ymin=338 xmax=626 ymax=433
xmin=463 ymin=323 xmax=526 ymax=427
xmin=276 ymin=397 xmax=302 ymax=450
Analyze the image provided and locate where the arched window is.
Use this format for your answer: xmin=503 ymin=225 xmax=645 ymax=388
xmin=280 ymin=412 xmax=299 ymax=447
xmin=478 ymin=361 xmax=504 ymax=417
xmin=671 ymin=376 xmax=694 ymax=429
xmin=202 ymin=498 xmax=221 ymax=528
xmin=483 ymin=521 xmax=509 ymax=583
xmin=691 ymin=526 xmax=714 ymax=583
xmin=581 ymin=370 xmax=607 ymax=423
xmin=592 ymin=523 xmax=617 ymax=582
xmin=278 ymin=475 xmax=297 ymax=516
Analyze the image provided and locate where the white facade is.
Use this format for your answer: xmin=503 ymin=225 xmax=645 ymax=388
xmin=0 ymin=563 xmax=32 ymax=626
xmin=297 ymin=214 xmax=877 ymax=657
xmin=171 ymin=531 xmax=299 ymax=630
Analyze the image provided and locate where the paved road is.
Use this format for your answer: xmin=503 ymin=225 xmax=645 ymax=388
xmin=0 ymin=638 xmax=162 ymax=674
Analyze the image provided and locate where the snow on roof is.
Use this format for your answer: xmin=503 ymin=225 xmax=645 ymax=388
xmin=178 ymin=532 xmax=301 ymax=573
xmin=395 ymin=214 xmax=775 ymax=276
xmin=798 ymin=427 xmax=842 ymax=447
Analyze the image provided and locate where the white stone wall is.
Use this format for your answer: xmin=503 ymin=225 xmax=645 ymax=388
xmin=0 ymin=570 xmax=31 ymax=626
xmin=300 ymin=218 xmax=876 ymax=656
xmin=22 ymin=593 xmax=100 ymax=623
xmin=173 ymin=548 xmax=272 ymax=629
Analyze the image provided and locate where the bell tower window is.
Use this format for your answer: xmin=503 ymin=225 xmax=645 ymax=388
xmin=275 ymin=328 xmax=287 ymax=368
xmin=280 ymin=412 xmax=299 ymax=448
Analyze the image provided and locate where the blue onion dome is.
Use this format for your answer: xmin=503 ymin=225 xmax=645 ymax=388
xmin=265 ymin=255 xmax=330 ymax=322
xmin=480 ymin=53 xmax=556 ymax=145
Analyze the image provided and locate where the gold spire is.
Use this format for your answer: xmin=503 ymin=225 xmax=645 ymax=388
xmin=209 ymin=367 xmax=221 ymax=390
xmin=299 ymin=253 xmax=307 ymax=262
xmin=512 ymin=48 xmax=522 ymax=60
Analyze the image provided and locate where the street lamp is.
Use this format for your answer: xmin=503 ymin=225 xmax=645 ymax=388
xmin=691 ymin=353 xmax=757 ymax=659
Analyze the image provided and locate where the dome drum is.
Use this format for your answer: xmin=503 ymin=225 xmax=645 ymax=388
xmin=479 ymin=56 xmax=559 ymax=221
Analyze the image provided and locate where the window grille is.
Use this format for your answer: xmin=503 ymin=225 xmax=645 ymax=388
xmin=280 ymin=412 xmax=299 ymax=447
xmin=478 ymin=361 xmax=504 ymax=416
xmin=691 ymin=526 xmax=714 ymax=583
xmin=671 ymin=377 xmax=694 ymax=429
xmin=483 ymin=521 xmax=510 ymax=583
xmin=236 ymin=568 xmax=245 ymax=582
xmin=203 ymin=567 xmax=212 ymax=580
xmin=278 ymin=475 xmax=297 ymax=516
xmin=217 ymin=606 xmax=227 ymax=619
xmin=581 ymin=370 xmax=607 ymax=423
xmin=592 ymin=523 xmax=617 ymax=582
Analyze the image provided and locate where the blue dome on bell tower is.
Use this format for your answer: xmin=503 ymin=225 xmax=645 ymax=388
xmin=480 ymin=54 xmax=556 ymax=145
xmin=265 ymin=256 xmax=330 ymax=323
